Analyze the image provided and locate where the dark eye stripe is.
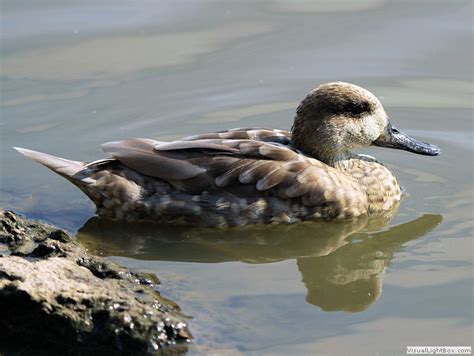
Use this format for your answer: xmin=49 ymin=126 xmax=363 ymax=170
xmin=342 ymin=101 xmax=371 ymax=116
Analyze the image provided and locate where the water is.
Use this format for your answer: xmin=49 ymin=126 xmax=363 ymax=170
xmin=1 ymin=0 xmax=472 ymax=353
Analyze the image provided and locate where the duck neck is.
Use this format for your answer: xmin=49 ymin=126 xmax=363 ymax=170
xmin=292 ymin=143 xmax=351 ymax=168
xmin=291 ymin=114 xmax=349 ymax=168
xmin=314 ymin=150 xmax=354 ymax=169
xmin=331 ymin=152 xmax=356 ymax=170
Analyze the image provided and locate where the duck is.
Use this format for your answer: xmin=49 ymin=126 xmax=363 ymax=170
xmin=14 ymin=82 xmax=440 ymax=227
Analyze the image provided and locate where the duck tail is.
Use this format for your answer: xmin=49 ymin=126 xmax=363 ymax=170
xmin=13 ymin=147 xmax=86 ymax=179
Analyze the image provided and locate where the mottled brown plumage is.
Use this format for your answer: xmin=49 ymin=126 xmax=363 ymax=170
xmin=14 ymin=82 xmax=440 ymax=226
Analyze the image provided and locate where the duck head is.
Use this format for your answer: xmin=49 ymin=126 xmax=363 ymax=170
xmin=291 ymin=82 xmax=440 ymax=165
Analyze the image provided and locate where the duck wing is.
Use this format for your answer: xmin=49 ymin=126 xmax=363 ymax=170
xmin=101 ymin=135 xmax=363 ymax=215
xmin=101 ymin=136 xmax=299 ymax=185
xmin=101 ymin=138 xmax=206 ymax=180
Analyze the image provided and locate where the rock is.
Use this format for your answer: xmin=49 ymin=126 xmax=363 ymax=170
xmin=0 ymin=209 xmax=191 ymax=355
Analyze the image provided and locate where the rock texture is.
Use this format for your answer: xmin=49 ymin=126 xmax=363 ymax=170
xmin=0 ymin=209 xmax=191 ymax=355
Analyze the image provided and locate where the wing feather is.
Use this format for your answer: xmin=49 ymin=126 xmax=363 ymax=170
xmin=102 ymin=138 xmax=206 ymax=180
xmin=155 ymin=139 xmax=239 ymax=153
xmin=239 ymin=161 xmax=276 ymax=184
xmin=215 ymin=159 xmax=254 ymax=187
xmin=182 ymin=128 xmax=291 ymax=144
xmin=256 ymin=167 xmax=287 ymax=191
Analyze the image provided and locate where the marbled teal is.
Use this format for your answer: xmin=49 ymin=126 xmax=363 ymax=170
xmin=15 ymin=82 xmax=440 ymax=227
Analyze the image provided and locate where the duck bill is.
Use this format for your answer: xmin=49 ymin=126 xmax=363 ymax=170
xmin=374 ymin=121 xmax=440 ymax=156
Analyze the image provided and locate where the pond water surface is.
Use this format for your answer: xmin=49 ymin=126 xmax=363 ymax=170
xmin=1 ymin=1 xmax=472 ymax=354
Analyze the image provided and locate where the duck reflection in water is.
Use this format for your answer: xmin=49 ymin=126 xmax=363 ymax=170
xmin=77 ymin=208 xmax=441 ymax=312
